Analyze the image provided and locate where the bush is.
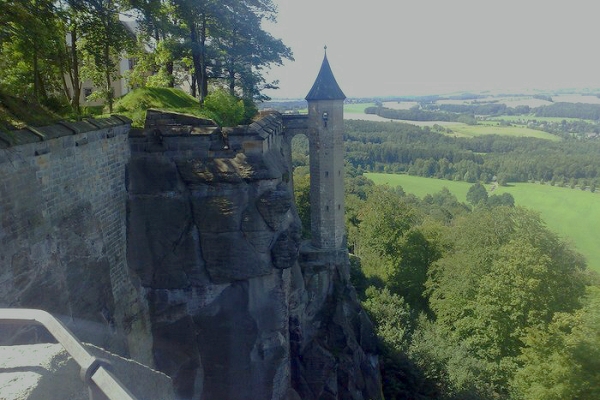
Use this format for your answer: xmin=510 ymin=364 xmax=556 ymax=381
xmin=203 ymin=90 xmax=246 ymax=127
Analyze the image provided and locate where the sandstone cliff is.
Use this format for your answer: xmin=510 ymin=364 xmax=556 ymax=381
xmin=0 ymin=112 xmax=381 ymax=399
xmin=127 ymin=111 xmax=382 ymax=399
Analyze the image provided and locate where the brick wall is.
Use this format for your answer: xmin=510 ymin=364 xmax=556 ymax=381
xmin=0 ymin=118 xmax=148 ymax=359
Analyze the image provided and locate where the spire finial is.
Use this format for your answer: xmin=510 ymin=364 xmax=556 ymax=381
xmin=324 ymin=45 xmax=327 ymax=54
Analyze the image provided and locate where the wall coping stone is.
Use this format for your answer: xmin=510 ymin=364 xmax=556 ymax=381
xmin=0 ymin=116 xmax=131 ymax=148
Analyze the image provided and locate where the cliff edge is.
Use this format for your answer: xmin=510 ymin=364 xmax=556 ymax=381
xmin=127 ymin=111 xmax=382 ymax=399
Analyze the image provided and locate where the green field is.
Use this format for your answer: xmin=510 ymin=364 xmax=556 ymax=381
xmin=448 ymin=121 xmax=560 ymax=141
xmin=365 ymin=173 xmax=600 ymax=272
xmin=344 ymin=103 xmax=376 ymax=114
xmin=344 ymin=105 xmax=561 ymax=141
xmin=488 ymin=115 xmax=583 ymax=123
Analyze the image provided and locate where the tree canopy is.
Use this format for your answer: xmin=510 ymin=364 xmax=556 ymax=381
xmin=0 ymin=0 xmax=293 ymax=118
xmin=289 ymin=155 xmax=598 ymax=398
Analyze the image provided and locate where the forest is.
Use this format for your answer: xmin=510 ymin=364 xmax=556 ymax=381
xmin=0 ymin=0 xmax=291 ymax=120
xmin=343 ymin=119 xmax=600 ymax=189
xmin=293 ymin=165 xmax=600 ymax=399
xmin=290 ymin=110 xmax=600 ymax=398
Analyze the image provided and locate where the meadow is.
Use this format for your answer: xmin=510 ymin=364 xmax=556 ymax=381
xmin=365 ymin=172 xmax=600 ymax=272
xmin=449 ymin=121 xmax=560 ymax=141
xmin=344 ymin=104 xmax=561 ymax=140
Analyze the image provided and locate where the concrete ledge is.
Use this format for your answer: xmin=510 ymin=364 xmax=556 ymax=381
xmin=0 ymin=343 xmax=175 ymax=400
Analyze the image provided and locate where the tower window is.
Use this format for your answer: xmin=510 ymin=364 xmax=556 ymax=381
xmin=325 ymin=171 xmax=329 ymax=177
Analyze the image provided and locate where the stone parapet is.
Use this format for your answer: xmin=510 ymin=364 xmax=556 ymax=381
xmin=0 ymin=116 xmax=131 ymax=149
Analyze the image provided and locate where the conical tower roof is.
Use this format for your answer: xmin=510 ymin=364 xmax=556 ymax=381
xmin=305 ymin=48 xmax=346 ymax=101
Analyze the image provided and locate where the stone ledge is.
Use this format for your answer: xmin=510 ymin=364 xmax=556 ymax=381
xmin=0 ymin=116 xmax=131 ymax=148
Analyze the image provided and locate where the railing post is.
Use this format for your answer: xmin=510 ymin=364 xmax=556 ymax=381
xmin=0 ymin=308 xmax=137 ymax=400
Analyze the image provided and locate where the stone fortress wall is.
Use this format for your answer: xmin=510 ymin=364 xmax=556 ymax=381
xmin=0 ymin=109 xmax=382 ymax=400
xmin=0 ymin=117 xmax=150 ymax=362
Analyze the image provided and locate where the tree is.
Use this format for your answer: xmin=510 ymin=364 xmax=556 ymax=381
xmin=293 ymin=172 xmax=311 ymax=239
xmin=355 ymin=186 xmax=418 ymax=282
xmin=426 ymin=207 xmax=588 ymax=396
xmin=488 ymin=192 xmax=515 ymax=207
xmin=0 ymin=0 xmax=65 ymax=103
xmin=466 ymin=182 xmax=488 ymax=207
xmin=513 ymin=286 xmax=600 ymax=400
xmin=211 ymin=0 xmax=292 ymax=100
xmin=202 ymin=89 xmax=245 ymax=126
xmin=78 ymin=0 xmax=134 ymax=113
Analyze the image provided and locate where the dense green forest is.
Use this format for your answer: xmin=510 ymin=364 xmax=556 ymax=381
xmin=344 ymin=119 xmax=600 ymax=189
xmin=0 ymin=0 xmax=291 ymax=122
xmin=290 ymin=110 xmax=600 ymax=398
xmin=293 ymin=166 xmax=600 ymax=399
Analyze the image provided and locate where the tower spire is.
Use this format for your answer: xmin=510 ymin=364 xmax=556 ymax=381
xmin=305 ymin=48 xmax=345 ymax=101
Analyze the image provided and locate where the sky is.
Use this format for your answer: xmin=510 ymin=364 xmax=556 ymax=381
xmin=262 ymin=0 xmax=600 ymax=99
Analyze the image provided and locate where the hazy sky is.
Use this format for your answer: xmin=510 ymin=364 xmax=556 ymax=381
xmin=262 ymin=0 xmax=600 ymax=99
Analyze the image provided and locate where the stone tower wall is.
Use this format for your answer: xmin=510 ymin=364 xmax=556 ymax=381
xmin=307 ymin=99 xmax=345 ymax=249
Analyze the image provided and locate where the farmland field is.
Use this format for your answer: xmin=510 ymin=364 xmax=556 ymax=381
xmin=365 ymin=172 xmax=600 ymax=272
xmin=343 ymin=105 xmax=561 ymax=140
xmin=344 ymin=103 xmax=376 ymax=114
xmin=444 ymin=121 xmax=560 ymax=141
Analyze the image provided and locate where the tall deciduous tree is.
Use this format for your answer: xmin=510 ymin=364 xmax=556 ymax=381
xmin=513 ymin=286 xmax=600 ymax=400
xmin=426 ymin=206 xmax=588 ymax=396
xmin=0 ymin=0 xmax=65 ymax=102
xmin=78 ymin=0 xmax=133 ymax=112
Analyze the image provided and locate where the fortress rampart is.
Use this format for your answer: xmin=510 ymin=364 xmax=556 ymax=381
xmin=0 ymin=117 xmax=150 ymax=358
xmin=0 ymin=107 xmax=381 ymax=400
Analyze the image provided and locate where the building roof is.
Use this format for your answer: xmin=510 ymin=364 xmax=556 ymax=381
xmin=305 ymin=49 xmax=346 ymax=101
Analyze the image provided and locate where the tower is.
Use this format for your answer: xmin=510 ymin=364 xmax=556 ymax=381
xmin=305 ymin=48 xmax=346 ymax=250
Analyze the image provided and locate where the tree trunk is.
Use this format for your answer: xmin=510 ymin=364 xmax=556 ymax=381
xmin=190 ymin=24 xmax=204 ymax=103
xmin=166 ymin=61 xmax=174 ymax=87
xmin=228 ymin=61 xmax=235 ymax=96
xmin=69 ymin=27 xmax=81 ymax=117
xmin=199 ymin=14 xmax=208 ymax=103
xmin=191 ymin=75 xmax=197 ymax=98
xmin=105 ymin=40 xmax=113 ymax=113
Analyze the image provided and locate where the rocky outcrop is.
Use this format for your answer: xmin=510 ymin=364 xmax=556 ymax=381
xmin=0 ymin=110 xmax=381 ymax=399
xmin=127 ymin=111 xmax=382 ymax=399
xmin=290 ymin=248 xmax=381 ymax=400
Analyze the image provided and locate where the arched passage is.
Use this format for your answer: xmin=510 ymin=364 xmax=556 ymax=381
xmin=290 ymin=133 xmax=311 ymax=238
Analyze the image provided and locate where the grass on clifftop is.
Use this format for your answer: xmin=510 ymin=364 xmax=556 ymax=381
xmin=113 ymin=87 xmax=212 ymax=127
xmin=0 ymin=92 xmax=62 ymax=132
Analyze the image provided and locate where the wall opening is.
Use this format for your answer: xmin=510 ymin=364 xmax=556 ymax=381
xmin=291 ymin=133 xmax=311 ymax=239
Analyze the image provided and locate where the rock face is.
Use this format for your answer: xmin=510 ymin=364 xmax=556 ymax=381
xmin=127 ymin=111 xmax=382 ymax=399
xmin=0 ymin=343 xmax=175 ymax=400
xmin=0 ymin=111 xmax=381 ymax=399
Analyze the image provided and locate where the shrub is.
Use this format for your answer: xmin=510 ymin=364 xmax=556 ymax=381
xmin=203 ymin=90 xmax=245 ymax=127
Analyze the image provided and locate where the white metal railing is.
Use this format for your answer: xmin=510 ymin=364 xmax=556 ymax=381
xmin=0 ymin=308 xmax=137 ymax=400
